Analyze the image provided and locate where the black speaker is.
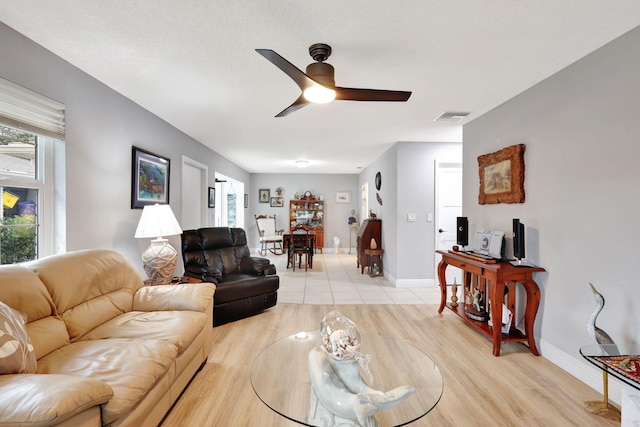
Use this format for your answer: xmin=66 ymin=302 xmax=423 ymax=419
xmin=513 ymin=218 xmax=525 ymax=260
xmin=456 ymin=217 xmax=468 ymax=246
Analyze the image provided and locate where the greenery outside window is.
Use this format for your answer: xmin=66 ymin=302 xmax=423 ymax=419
xmin=0 ymin=125 xmax=41 ymax=264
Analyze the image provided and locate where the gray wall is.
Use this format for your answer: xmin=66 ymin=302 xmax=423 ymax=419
xmin=463 ymin=25 xmax=640 ymax=398
xmin=361 ymin=142 xmax=462 ymax=284
xmin=0 ymin=22 xmax=249 ymax=275
xmin=248 ymin=174 xmax=359 ymax=251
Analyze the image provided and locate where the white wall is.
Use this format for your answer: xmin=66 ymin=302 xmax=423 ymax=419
xmin=463 ymin=25 xmax=640 ymax=400
xmin=0 ymin=22 xmax=250 ymax=275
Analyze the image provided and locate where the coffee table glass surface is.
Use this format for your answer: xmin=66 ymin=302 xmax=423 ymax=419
xmin=251 ymin=330 xmax=443 ymax=426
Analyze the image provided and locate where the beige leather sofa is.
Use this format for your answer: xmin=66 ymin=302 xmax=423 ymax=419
xmin=0 ymin=249 xmax=215 ymax=427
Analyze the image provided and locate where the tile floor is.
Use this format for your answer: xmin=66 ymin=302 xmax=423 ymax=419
xmin=259 ymin=250 xmax=441 ymax=305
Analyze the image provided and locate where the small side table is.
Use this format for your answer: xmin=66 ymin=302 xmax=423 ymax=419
xmin=144 ymin=276 xmax=202 ymax=286
xmin=363 ymin=248 xmax=383 ymax=277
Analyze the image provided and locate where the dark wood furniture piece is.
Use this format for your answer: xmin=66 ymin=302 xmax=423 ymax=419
xmin=288 ymin=229 xmax=313 ymax=271
xmin=363 ymin=248 xmax=384 ymax=277
xmin=436 ymin=250 xmax=545 ymax=356
xmin=357 ymin=219 xmax=381 ymax=274
xmin=283 ymin=230 xmax=316 ymax=269
xmin=289 ymin=198 xmax=324 ymax=253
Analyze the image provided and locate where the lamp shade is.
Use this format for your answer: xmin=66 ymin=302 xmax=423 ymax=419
xmin=134 ymin=204 xmax=182 ymax=239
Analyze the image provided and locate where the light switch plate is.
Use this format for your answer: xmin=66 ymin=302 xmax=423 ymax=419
xmin=407 ymin=213 xmax=416 ymax=222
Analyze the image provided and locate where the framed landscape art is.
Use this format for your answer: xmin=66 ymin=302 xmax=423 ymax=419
xmin=477 ymin=144 xmax=525 ymax=204
xmin=131 ymin=146 xmax=170 ymax=209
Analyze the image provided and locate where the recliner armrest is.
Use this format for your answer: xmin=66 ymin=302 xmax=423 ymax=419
xmin=185 ymin=264 xmax=222 ymax=283
xmin=239 ymin=256 xmax=276 ymax=275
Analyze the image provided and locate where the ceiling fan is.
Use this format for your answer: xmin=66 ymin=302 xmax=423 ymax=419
xmin=256 ymin=43 xmax=412 ymax=117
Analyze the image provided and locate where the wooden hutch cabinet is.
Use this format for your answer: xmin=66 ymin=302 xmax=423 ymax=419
xmin=289 ymin=198 xmax=324 ymax=253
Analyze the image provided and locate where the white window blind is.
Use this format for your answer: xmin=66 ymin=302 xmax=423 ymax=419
xmin=0 ymin=77 xmax=65 ymax=140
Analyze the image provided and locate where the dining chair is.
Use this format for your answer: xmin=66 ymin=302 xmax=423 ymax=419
xmin=255 ymin=215 xmax=284 ymax=256
xmin=289 ymin=226 xmax=313 ymax=271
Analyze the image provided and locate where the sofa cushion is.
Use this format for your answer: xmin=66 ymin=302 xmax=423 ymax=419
xmin=0 ymin=264 xmax=66 ymax=359
xmin=37 ymin=338 xmax=177 ymax=425
xmin=25 ymin=249 xmax=144 ymax=341
xmin=80 ymin=310 xmax=207 ymax=354
xmin=0 ymin=373 xmax=113 ymax=427
xmin=27 ymin=317 xmax=70 ymax=361
xmin=0 ymin=301 xmax=37 ymax=374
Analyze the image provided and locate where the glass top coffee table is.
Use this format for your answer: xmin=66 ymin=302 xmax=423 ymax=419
xmin=251 ymin=330 xmax=443 ymax=426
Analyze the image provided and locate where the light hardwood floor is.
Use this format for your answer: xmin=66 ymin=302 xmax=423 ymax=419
xmin=161 ymin=303 xmax=618 ymax=427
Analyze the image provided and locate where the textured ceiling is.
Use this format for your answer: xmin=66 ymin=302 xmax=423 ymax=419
xmin=1 ymin=1 xmax=639 ymax=173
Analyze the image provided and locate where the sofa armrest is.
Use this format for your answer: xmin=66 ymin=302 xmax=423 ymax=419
xmin=239 ymin=256 xmax=275 ymax=275
xmin=132 ymin=283 xmax=216 ymax=312
xmin=0 ymin=373 xmax=112 ymax=427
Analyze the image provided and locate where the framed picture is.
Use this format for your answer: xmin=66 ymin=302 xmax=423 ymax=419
xmin=208 ymin=187 xmax=215 ymax=208
xmin=270 ymin=197 xmax=283 ymax=207
xmin=259 ymin=188 xmax=270 ymax=203
xmin=131 ymin=146 xmax=170 ymax=209
xmin=477 ymin=144 xmax=526 ymax=204
xmin=244 ymin=193 xmax=248 ymax=209
xmin=335 ymin=191 xmax=351 ymax=203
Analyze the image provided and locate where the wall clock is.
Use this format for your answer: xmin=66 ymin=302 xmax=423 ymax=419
xmin=375 ymin=172 xmax=382 ymax=191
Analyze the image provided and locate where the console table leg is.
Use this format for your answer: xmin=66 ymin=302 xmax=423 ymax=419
xmin=490 ymin=281 xmax=504 ymax=356
xmin=437 ymin=259 xmax=447 ymax=313
xmin=523 ymin=276 xmax=541 ymax=356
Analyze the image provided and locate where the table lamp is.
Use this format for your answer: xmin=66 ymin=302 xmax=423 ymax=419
xmin=134 ymin=203 xmax=182 ymax=285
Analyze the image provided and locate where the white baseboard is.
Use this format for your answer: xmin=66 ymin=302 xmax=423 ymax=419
xmin=539 ymin=339 xmax=623 ymax=406
xmin=394 ymin=278 xmax=435 ymax=288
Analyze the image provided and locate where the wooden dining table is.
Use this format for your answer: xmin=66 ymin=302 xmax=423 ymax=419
xmin=282 ymin=230 xmax=316 ymax=269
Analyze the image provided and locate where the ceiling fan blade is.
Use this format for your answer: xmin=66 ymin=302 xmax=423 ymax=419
xmin=335 ymin=87 xmax=412 ymax=102
xmin=275 ymin=95 xmax=309 ymax=118
xmin=256 ymin=49 xmax=316 ymax=91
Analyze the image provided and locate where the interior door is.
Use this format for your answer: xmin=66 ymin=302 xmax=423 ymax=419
xmin=181 ymin=156 xmax=208 ymax=229
xmin=435 ymin=161 xmax=462 ymax=286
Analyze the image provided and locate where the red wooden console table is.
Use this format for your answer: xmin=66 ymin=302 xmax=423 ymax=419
xmin=436 ymin=250 xmax=545 ymax=356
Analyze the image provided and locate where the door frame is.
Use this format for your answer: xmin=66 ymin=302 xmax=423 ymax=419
xmin=181 ymin=156 xmax=208 ymax=227
xmin=434 ymin=160 xmax=463 ymax=284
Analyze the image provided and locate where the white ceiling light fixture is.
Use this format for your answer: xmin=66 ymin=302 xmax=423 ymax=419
xmin=303 ymin=85 xmax=336 ymax=103
xmin=295 ymin=160 xmax=309 ymax=168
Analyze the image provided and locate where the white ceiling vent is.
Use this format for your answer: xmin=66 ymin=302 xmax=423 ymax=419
xmin=434 ymin=111 xmax=470 ymax=122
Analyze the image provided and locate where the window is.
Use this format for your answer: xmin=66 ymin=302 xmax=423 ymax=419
xmin=0 ymin=77 xmax=64 ymax=265
xmin=0 ymin=125 xmax=42 ymax=264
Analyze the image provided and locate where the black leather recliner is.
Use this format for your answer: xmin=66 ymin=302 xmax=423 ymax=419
xmin=181 ymin=227 xmax=279 ymax=326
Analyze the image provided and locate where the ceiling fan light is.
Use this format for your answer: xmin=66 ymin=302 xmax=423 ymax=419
xmin=303 ymin=86 xmax=336 ymax=104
